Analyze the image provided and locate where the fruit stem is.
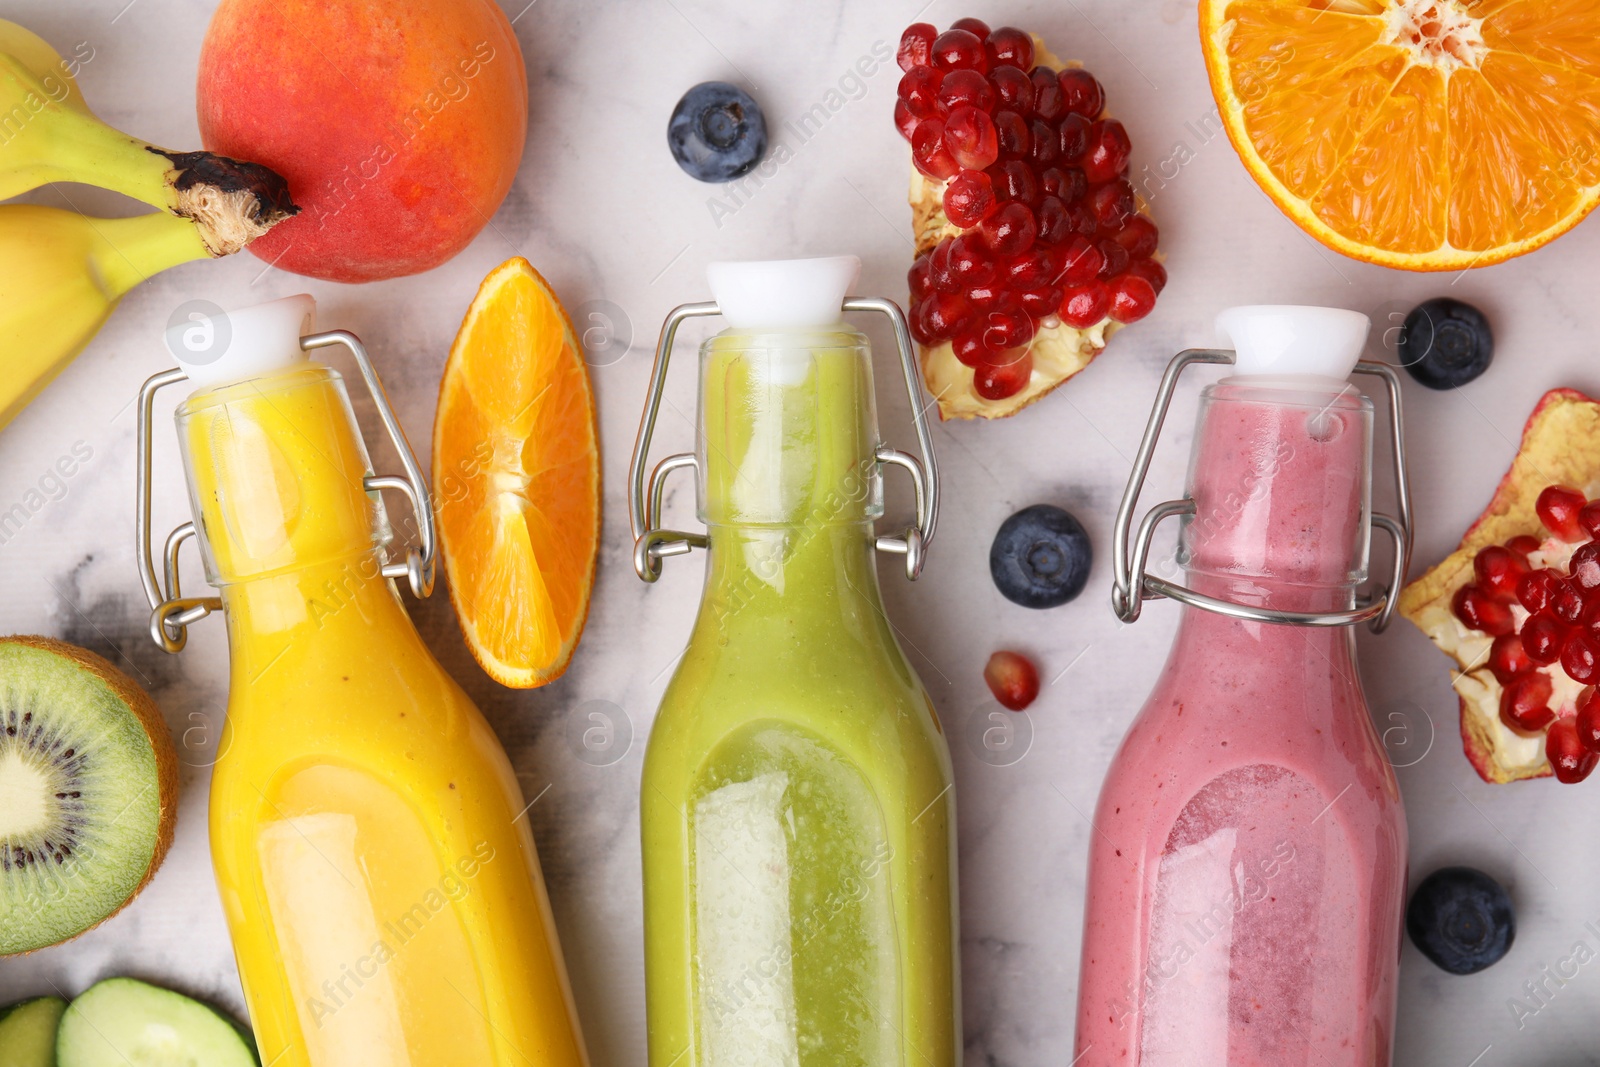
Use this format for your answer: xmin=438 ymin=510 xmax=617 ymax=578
xmin=1 ymin=55 xmax=298 ymax=255
xmin=89 ymin=211 xmax=213 ymax=299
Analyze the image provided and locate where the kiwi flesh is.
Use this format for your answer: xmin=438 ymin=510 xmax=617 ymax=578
xmin=0 ymin=994 xmax=66 ymax=1067
xmin=0 ymin=635 xmax=177 ymax=955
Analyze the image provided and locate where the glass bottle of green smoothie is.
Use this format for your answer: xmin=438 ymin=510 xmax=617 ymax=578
xmin=630 ymin=257 xmax=957 ymax=1067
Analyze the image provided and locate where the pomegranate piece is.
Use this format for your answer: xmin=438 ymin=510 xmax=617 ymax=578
xmin=1572 ymin=541 xmax=1600 ymax=589
xmin=908 ymin=253 xmax=933 ymax=301
xmin=1112 ymin=216 xmax=1160 ymax=259
xmin=1583 ymin=501 xmax=1600 ymax=539
xmin=951 ymin=327 xmax=989 ymax=368
xmin=994 ymin=109 xmax=1031 ymax=159
xmin=932 ymin=28 xmax=987 ymax=72
xmin=985 ymin=26 xmax=1034 ymax=70
xmin=1518 ymin=569 xmax=1559 ymax=613
xmin=939 ymin=68 xmax=996 ymax=112
xmin=975 ymin=350 xmax=1034 ymax=401
xmin=1109 ymin=274 xmax=1158 ymax=324
xmin=980 ymin=201 xmax=1037 ymax=256
xmin=990 ymin=67 xmax=1035 ymax=113
xmin=943 ymin=169 xmax=998 ymax=227
xmin=1565 ymin=630 xmax=1600 ymax=683
xmin=1451 ymin=585 xmax=1515 ymax=636
xmin=1030 ymin=68 xmax=1065 ymax=120
xmin=1057 ymin=68 xmax=1105 ymax=118
xmin=1060 ymin=282 xmax=1111 ymax=328
xmin=1500 ymin=673 xmax=1555 ymax=733
xmin=1538 ymin=485 xmax=1588 ymax=541
xmin=1488 ymin=633 xmax=1534 ymax=686
xmin=984 ymin=649 xmax=1041 ymax=710
xmin=950 ymin=16 xmax=991 ymax=38
xmin=944 ymin=107 xmax=1000 ymax=171
xmin=912 ymin=118 xmax=960 ymax=179
xmin=990 ymin=159 xmax=1040 ymax=206
xmin=1474 ymin=545 xmax=1529 ymax=602
xmin=1125 ymin=257 xmax=1167 ymax=295
xmin=899 ymin=66 xmax=944 ymax=117
xmin=1547 ymin=718 xmax=1598 ymax=783
xmin=1577 ymin=689 xmax=1600 ymax=751
xmin=948 ymin=232 xmax=997 ymax=288
xmin=1082 ymin=120 xmax=1132 ymax=183
xmin=1508 ymin=534 xmax=1542 ymax=557
xmin=898 ymin=23 xmax=937 ymax=71
xmin=1521 ymin=614 xmax=1565 ymax=664
xmin=894 ymin=99 xmax=920 ymax=141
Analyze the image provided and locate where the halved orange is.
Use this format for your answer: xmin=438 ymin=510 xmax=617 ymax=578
xmin=432 ymin=257 xmax=599 ymax=687
xmin=1201 ymin=0 xmax=1600 ymax=270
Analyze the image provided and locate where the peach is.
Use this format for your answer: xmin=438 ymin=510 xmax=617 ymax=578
xmin=197 ymin=0 xmax=527 ymax=283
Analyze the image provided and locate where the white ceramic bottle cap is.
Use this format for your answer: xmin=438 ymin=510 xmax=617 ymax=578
xmin=706 ymin=256 xmax=861 ymax=330
xmin=165 ymin=293 xmax=315 ymax=390
xmin=1215 ymin=305 xmax=1370 ymax=380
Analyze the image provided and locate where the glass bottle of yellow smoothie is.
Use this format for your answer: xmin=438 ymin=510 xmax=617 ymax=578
xmin=630 ymin=258 xmax=958 ymax=1067
xmin=134 ymin=295 xmax=589 ymax=1067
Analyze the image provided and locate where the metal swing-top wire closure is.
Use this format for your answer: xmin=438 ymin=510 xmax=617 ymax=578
xmin=135 ymin=330 xmax=437 ymax=653
xmin=1111 ymin=349 xmax=1415 ymax=633
xmin=629 ymin=296 xmax=940 ymax=583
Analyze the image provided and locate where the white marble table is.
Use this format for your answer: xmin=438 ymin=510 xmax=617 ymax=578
xmin=5 ymin=2 xmax=1600 ymax=1064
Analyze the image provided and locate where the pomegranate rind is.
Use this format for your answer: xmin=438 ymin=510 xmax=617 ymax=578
xmin=907 ymin=40 xmax=1153 ymax=421
xmin=1399 ymin=388 xmax=1600 ymax=783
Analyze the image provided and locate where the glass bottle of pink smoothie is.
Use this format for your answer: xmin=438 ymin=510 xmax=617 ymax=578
xmin=1080 ymin=306 xmax=1414 ymax=1066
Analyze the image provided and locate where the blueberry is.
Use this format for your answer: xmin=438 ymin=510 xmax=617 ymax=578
xmin=1398 ymin=298 xmax=1493 ymax=390
xmin=1406 ymin=866 xmax=1515 ymax=975
xmin=990 ymin=504 xmax=1092 ymax=608
xmin=668 ymin=82 xmax=767 ymax=183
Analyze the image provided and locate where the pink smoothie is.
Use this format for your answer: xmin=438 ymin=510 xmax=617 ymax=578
xmin=1076 ymin=379 xmax=1407 ymax=1066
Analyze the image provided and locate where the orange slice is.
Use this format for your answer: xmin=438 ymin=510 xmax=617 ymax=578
xmin=1201 ymin=0 xmax=1600 ymax=270
xmin=432 ymin=257 xmax=599 ymax=687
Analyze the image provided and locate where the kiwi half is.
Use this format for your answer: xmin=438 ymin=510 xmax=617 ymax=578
xmin=0 ymin=636 xmax=177 ymax=955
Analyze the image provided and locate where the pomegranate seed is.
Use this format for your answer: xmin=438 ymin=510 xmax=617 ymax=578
xmin=1096 ymin=237 xmax=1131 ymax=279
xmin=984 ymin=649 xmax=1040 ymax=710
xmin=1125 ymin=257 xmax=1167 ymax=294
xmin=899 ymin=67 xmax=944 ymax=116
xmin=898 ymin=23 xmax=938 ymax=71
xmin=966 ymin=283 xmax=1004 ymax=310
xmin=1585 ymin=597 xmax=1600 ymax=639
xmin=932 ymin=29 xmax=988 ymax=72
xmin=943 ymin=168 xmax=998 ymax=227
xmin=981 ymin=304 xmax=1036 ymax=350
xmin=1564 ymin=630 xmax=1600 ymax=684
xmin=1109 ymin=274 xmax=1158 ymax=324
xmin=1582 ymin=501 xmax=1600 ymax=539
xmin=1058 ymin=68 xmax=1106 ymax=118
xmin=1554 ymin=580 xmax=1586 ymax=624
xmin=1030 ymin=68 xmax=1064 ymax=120
xmin=1040 ymin=166 xmax=1086 ymax=203
xmin=1508 ymin=534 xmax=1543 ymax=558
xmin=1025 ymin=119 xmax=1059 ymax=167
xmin=1573 ymin=542 xmax=1600 ymax=589
xmin=944 ymin=106 xmax=1000 ymax=170
xmin=908 ymin=254 xmax=933 ymax=301
xmin=929 ymin=238 xmax=958 ymax=292
xmin=991 ymin=159 xmax=1040 ymax=205
xmin=1538 ymin=485 xmax=1588 ymax=541
xmin=1577 ymin=689 xmax=1600 ymax=751
xmin=1547 ymin=718 xmax=1598 ymax=783
xmin=1523 ymin=615 xmax=1567 ymax=663
xmin=1489 ymin=633 xmax=1536 ymax=686
xmin=939 ymin=68 xmax=996 ymax=112
xmin=951 ymin=327 xmax=990 ymax=367
xmin=1500 ymin=672 xmax=1556 ymax=733
xmin=1112 ymin=216 xmax=1160 ymax=259
xmin=948 ymin=232 xmax=997 ymax=287
xmin=1058 ymin=113 xmax=1091 ymax=162
xmin=1519 ymin=569 xmax=1560 ymax=613
xmin=1082 ymin=120 xmax=1133 ymax=183
xmin=985 ymin=26 xmax=1034 ymax=70
xmin=1088 ymin=181 xmax=1136 ymax=231
xmin=921 ymin=289 xmax=970 ymax=341
xmin=1004 ymin=246 xmax=1061 ymax=290
xmin=894 ymin=99 xmax=919 ymax=140
xmin=1474 ymin=545 xmax=1530 ymax=602
xmin=994 ymin=109 xmax=1031 ymax=159
xmin=1059 ymin=236 xmax=1104 ymax=286
xmin=974 ymin=349 xmax=1034 ymax=400
xmin=1452 ymin=584 xmax=1514 ymax=636
xmin=980 ymin=202 xmax=1037 ymax=256
xmin=1035 ymin=196 xmax=1073 ymax=245
xmin=1060 ymin=282 xmax=1111 ymax=328
xmin=912 ymin=118 xmax=960 ymax=179
xmin=950 ymin=16 xmax=991 ymax=38
xmin=990 ymin=66 xmax=1035 ymax=111
xmin=1018 ymin=285 xmax=1063 ymax=319
xmin=1067 ymin=201 xmax=1098 ymax=235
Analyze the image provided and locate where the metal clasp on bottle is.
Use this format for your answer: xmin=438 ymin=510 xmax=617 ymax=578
xmin=1111 ymin=349 xmax=1413 ymax=632
xmin=134 ymin=331 xmax=437 ymax=653
xmin=629 ymin=297 xmax=939 ymax=582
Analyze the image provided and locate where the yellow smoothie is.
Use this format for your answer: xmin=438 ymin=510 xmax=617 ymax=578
xmin=178 ymin=363 xmax=588 ymax=1067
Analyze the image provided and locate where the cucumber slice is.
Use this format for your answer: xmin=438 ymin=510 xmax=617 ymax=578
xmin=0 ymin=995 xmax=66 ymax=1067
xmin=56 ymin=978 xmax=258 ymax=1067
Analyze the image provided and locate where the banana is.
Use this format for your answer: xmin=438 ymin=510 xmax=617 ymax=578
xmin=0 ymin=203 xmax=210 ymax=428
xmin=0 ymin=19 xmax=297 ymax=255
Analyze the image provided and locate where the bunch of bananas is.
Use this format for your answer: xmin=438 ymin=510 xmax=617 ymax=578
xmin=0 ymin=19 xmax=297 ymax=429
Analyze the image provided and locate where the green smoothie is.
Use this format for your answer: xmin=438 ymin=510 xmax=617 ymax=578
xmin=640 ymin=324 xmax=959 ymax=1067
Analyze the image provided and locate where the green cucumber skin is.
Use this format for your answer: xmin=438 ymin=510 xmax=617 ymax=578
xmin=0 ymin=995 xmax=67 ymax=1067
xmin=55 ymin=978 xmax=258 ymax=1067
